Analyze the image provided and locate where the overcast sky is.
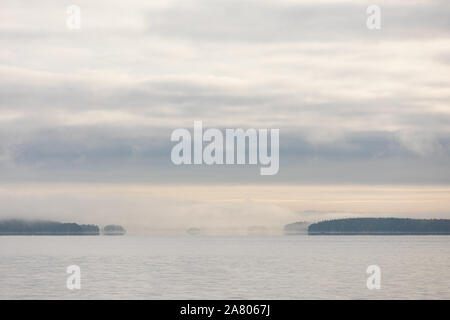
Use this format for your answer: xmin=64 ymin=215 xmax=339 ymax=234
xmin=1 ymin=0 xmax=449 ymax=230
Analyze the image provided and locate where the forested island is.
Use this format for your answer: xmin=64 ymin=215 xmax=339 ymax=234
xmin=0 ymin=219 xmax=99 ymax=235
xmin=0 ymin=219 xmax=126 ymax=236
xmin=307 ymin=218 xmax=450 ymax=235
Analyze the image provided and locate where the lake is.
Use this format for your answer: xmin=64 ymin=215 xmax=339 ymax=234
xmin=0 ymin=235 xmax=449 ymax=299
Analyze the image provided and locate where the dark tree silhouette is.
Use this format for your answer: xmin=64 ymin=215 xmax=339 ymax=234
xmin=0 ymin=219 xmax=99 ymax=235
xmin=308 ymin=218 xmax=450 ymax=235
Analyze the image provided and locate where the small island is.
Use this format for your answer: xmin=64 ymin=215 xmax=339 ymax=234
xmin=307 ymin=218 xmax=450 ymax=235
xmin=0 ymin=219 xmax=99 ymax=235
xmin=186 ymin=227 xmax=205 ymax=236
xmin=102 ymin=225 xmax=126 ymax=236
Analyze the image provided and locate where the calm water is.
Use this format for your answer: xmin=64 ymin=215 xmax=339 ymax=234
xmin=0 ymin=235 xmax=449 ymax=299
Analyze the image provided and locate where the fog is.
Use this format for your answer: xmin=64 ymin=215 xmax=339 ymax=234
xmin=1 ymin=184 xmax=449 ymax=235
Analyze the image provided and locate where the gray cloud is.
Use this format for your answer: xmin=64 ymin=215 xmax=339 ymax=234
xmin=0 ymin=0 xmax=449 ymax=185
xmin=0 ymin=124 xmax=448 ymax=184
xmin=146 ymin=0 xmax=450 ymax=42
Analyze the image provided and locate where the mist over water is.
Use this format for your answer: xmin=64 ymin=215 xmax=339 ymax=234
xmin=1 ymin=184 xmax=449 ymax=235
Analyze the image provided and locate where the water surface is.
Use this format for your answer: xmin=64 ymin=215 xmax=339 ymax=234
xmin=0 ymin=235 xmax=449 ymax=299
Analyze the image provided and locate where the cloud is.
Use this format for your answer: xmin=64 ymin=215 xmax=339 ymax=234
xmin=145 ymin=0 xmax=450 ymax=42
xmin=395 ymin=130 xmax=444 ymax=156
xmin=0 ymin=0 xmax=449 ymax=184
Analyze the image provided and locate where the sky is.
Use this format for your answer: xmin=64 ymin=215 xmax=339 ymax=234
xmin=0 ymin=0 xmax=449 ymax=233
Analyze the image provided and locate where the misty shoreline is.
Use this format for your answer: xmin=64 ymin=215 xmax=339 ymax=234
xmin=0 ymin=219 xmax=126 ymax=236
xmin=2 ymin=218 xmax=450 ymax=236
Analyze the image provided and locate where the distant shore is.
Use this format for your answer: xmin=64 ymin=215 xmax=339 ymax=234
xmin=306 ymin=218 xmax=450 ymax=235
xmin=0 ymin=219 xmax=125 ymax=236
